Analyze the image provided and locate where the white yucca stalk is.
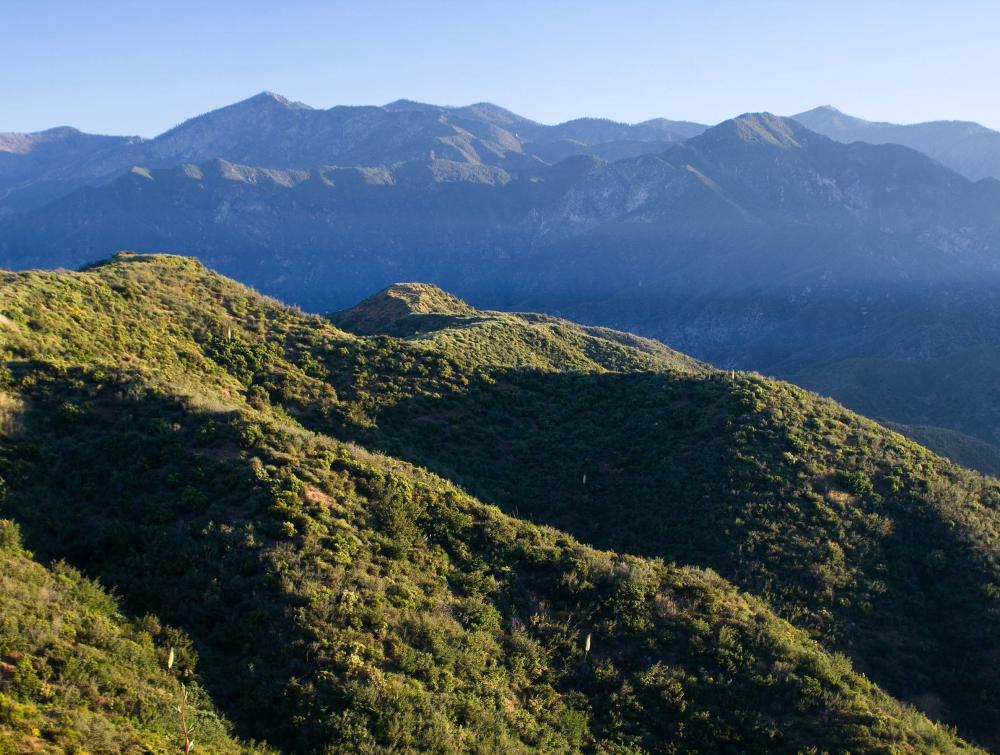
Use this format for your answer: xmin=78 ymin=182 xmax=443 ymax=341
xmin=166 ymin=646 xmax=195 ymax=752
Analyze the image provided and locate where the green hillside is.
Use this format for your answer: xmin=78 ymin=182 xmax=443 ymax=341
xmin=0 ymin=253 xmax=985 ymax=752
xmin=330 ymin=283 xmax=705 ymax=374
xmin=330 ymin=280 xmax=1000 ymax=749
xmin=0 ymin=520 xmax=259 ymax=754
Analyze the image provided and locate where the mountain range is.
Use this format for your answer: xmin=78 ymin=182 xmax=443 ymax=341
xmin=5 ymin=95 xmax=999 ymax=217
xmin=0 ymin=92 xmax=704 ymax=218
xmin=3 ymin=253 xmax=1000 ymax=751
xmin=3 ymin=94 xmax=1000 ymax=476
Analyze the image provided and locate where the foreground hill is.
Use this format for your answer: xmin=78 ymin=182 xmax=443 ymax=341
xmin=330 ymin=281 xmax=705 ymax=373
xmin=0 ymin=253 xmax=978 ymax=752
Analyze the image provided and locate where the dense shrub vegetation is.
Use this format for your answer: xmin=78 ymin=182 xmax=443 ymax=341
xmin=0 ymin=519 xmax=258 ymax=753
xmin=0 ymin=253 xmax=988 ymax=752
xmin=328 ymin=285 xmax=1000 ymax=749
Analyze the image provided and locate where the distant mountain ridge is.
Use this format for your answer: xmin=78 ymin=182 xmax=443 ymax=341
xmin=792 ymin=104 xmax=1000 ymax=181
xmin=0 ymin=91 xmax=708 ymax=216
xmin=10 ymin=112 xmax=1000 ymax=303
xmin=0 ymin=126 xmax=145 ymax=215
xmin=7 ymin=97 xmax=1000 ymax=220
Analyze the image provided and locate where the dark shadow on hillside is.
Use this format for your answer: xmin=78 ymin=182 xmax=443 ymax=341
xmin=0 ymin=364 xmax=324 ymax=750
xmin=337 ymin=367 xmax=1000 ymax=748
xmin=365 ymin=371 xmax=743 ymax=566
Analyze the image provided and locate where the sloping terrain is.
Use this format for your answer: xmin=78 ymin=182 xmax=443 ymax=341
xmin=331 ymin=282 xmax=704 ymax=373
xmin=883 ymin=422 xmax=1000 ymax=478
xmin=0 ymin=520 xmax=260 ymax=753
xmin=330 ymin=280 xmax=1000 ymax=749
xmin=0 ymin=253 xmax=980 ymax=752
xmin=791 ymin=345 xmax=1000 ymax=450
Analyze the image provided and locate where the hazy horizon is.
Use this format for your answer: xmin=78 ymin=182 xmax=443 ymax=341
xmin=4 ymin=0 xmax=1000 ymax=136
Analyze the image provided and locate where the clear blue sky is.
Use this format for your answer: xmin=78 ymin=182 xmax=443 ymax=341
xmin=3 ymin=0 xmax=999 ymax=136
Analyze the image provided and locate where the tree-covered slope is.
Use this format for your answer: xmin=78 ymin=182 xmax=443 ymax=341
xmin=329 ymin=279 xmax=1000 ymax=749
xmin=792 ymin=345 xmax=1000 ymax=450
xmin=0 ymin=253 xmax=976 ymax=752
xmin=0 ymin=520 xmax=259 ymax=754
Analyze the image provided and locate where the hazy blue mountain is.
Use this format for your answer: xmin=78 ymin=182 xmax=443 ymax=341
xmin=5 ymin=112 xmax=1000 ymax=321
xmin=793 ymin=105 xmax=1000 ymax=181
xmin=515 ymin=115 xmax=1000 ymax=452
xmin=0 ymin=92 xmax=706 ymax=215
xmin=0 ymin=126 xmax=145 ymax=216
xmin=8 ymin=111 xmax=1000 ymax=290
xmin=521 ymin=115 xmax=705 ymax=163
xmin=527 ymin=115 xmax=706 ymax=144
xmin=137 ymin=92 xmax=537 ymax=170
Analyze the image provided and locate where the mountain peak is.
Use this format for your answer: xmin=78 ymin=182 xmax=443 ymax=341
xmin=222 ymin=90 xmax=312 ymax=110
xmin=359 ymin=282 xmax=476 ymax=316
xmin=730 ymin=113 xmax=804 ymax=146
xmin=700 ymin=112 xmax=808 ymax=149
xmin=383 ymin=99 xmax=440 ymax=112
xmin=455 ymin=102 xmax=536 ymax=127
xmin=791 ymin=105 xmax=874 ymax=131
xmin=239 ymin=91 xmax=312 ymax=110
xmin=381 ymin=282 xmax=476 ymax=313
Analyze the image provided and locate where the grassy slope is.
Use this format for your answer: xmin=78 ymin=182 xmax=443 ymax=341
xmin=0 ymin=253 xmax=974 ymax=752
